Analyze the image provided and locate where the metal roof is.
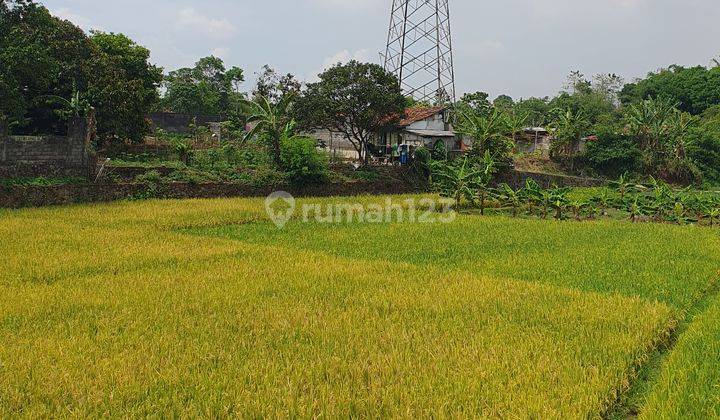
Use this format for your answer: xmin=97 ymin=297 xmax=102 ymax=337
xmin=404 ymin=129 xmax=456 ymax=138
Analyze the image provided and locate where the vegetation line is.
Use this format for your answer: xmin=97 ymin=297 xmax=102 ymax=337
xmin=604 ymin=276 xmax=720 ymax=419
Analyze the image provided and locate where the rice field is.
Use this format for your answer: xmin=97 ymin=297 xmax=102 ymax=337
xmin=0 ymin=194 xmax=719 ymax=417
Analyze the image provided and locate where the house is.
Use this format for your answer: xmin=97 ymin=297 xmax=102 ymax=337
xmin=516 ymin=127 xmax=551 ymax=154
xmin=308 ymin=106 xmax=468 ymax=162
xmin=377 ymin=106 xmax=468 ymax=158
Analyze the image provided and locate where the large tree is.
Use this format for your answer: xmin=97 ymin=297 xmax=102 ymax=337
xmin=0 ymin=0 xmax=93 ymax=134
xmin=252 ymin=65 xmax=301 ymax=106
xmin=297 ymin=61 xmax=406 ymax=162
xmin=0 ymin=1 xmax=162 ymax=142
xmin=161 ymin=57 xmax=244 ymax=116
xmin=88 ymin=32 xmax=163 ymax=143
xmin=620 ymin=65 xmax=720 ymax=115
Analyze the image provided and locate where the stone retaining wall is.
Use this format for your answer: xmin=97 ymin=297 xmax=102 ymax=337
xmin=495 ymin=170 xmax=605 ymax=189
xmin=0 ymin=180 xmax=419 ymax=209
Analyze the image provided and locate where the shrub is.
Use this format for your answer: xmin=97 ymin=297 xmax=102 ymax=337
xmin=134 ymin=170 xmax=164 ymax=184
xmin=688 ymin=132 xmax=720 ymax=185
xmin=280 ymin=137 xmax=329 ymax=185
xmin=585 ymin=132 xmax=641 ymax=177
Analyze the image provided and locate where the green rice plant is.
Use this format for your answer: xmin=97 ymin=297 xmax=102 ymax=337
xmin=640 ymin=294 xmax=720 ymax=418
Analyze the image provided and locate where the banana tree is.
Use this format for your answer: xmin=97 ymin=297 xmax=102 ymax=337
xmin=475 ymin=151 xmax=498 ymax=215
xmin=568 ymin=200 xmax=588 ymax=221
xmin=242 ymin=94 xmax=295 ymax=166
xmin=706 ymin=205 xmax=720 ymax=227
xmin=432 ymin=157 xmax=481 ymax=208
xmin=38 ymin=88 xmax=91 ymax=119
xmin=548 ymin=187 xmax=571 ymax=220
xmin=590 ymin=188 xmax=614 ymax=217
xmin=522 ymin=179 xmax=543 ymax=216
xmin=626 ymin=196 xmax=649 ymax=223
xmin=496 ymin=184 xmax=523 ymax=217
xmin=609 ymin=173 xmax=640 ymax=202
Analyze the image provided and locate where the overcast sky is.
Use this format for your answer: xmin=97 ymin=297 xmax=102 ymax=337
xmin=44 ymin=0 xmax=720 ymax=100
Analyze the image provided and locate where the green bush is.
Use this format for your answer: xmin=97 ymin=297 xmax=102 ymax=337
xmin=134 ymin=170 xmax=164 ymax=184
xmin=280 ymin=137 xmax=329 ymax=185
xmin=688 ymin=133 xmax=720 ymax=185
xmin=585 ymin=132 xmax=641 ymax=177
xmin=352 ymin=169 xmax=380 ymax=182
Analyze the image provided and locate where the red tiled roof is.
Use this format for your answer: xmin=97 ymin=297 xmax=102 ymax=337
xmin=381 ymin=106 xmax=446 ymax=127
xmin=398 ymin=106 xmax=446 ymax=126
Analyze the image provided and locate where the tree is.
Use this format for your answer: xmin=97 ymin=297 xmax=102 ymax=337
xmin=162 ymin=56 xmax=244 ymax=115
xmin=456 ymin=91 xmax=491 ymax=114
xmin=432 ymin=157 xmax=480 ymax=207
xmin=620 ymin=65 xmax=720 ymax=115
xmin=253 ymin=65 xmax=301 ymax=106
xmin=455 ymin=107 xmax=514 ymax=164
xmin=242 ymin=95 xmax=295 ymax=166
xmin=549 ymin=109 xmax=590 ymax=164
xmin=88 ymin=32 xmax=163 ymax=143
xmin=297 ymin=61 xmax=406 ymax=163
xmin=493 ymin=95 xmax=515 ymax=111
xmin=0 ymin=0 xmax=94 ymax=134
xmin=0 ymin=2 xmax=162 ymax=142
xmin=513 ymin=97 xmax=550 ymax=127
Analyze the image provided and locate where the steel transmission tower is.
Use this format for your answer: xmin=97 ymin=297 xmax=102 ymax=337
xmin=384 ymin=0 xmax=456 ymax=103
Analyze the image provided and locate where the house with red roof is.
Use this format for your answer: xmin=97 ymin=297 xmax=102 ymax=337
xmin=309 ymin=106 xmax=468 ymax=162
xmin=376 ymin=106 xmax=468 ymax=160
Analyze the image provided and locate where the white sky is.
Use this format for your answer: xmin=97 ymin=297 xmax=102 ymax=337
xmin=44 ymin=0 xmax=720 ymax=99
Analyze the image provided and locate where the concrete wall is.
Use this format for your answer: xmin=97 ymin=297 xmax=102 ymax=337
xmin=0 ymin=118 xmax=95 ymax=178
xmin=407 ymin=113 xmax=447 ymax=131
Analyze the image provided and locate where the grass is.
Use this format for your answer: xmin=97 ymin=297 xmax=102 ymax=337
xmin=0 ymin=194 xmax=718 ymax=416
xmin=0 ymin=176 xmax=87 ymax=187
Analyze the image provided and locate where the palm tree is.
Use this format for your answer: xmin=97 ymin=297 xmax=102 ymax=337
xmin=242 ymin=94 xmax=295 ymax=166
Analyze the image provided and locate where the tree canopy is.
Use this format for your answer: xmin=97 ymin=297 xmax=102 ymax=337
xmin=0 ymin=0 xmax=163 ymax=142
xmin=621 ymin=65 xmax=720 ymax=115
xmin=161 ymin=56 xmax=245 ymax=116
xmin=297 ymin=61 xmax=406 ymax=162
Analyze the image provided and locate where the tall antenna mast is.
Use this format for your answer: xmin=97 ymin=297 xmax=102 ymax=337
xmin=384 ymin=0 xmax=456 ymax=104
